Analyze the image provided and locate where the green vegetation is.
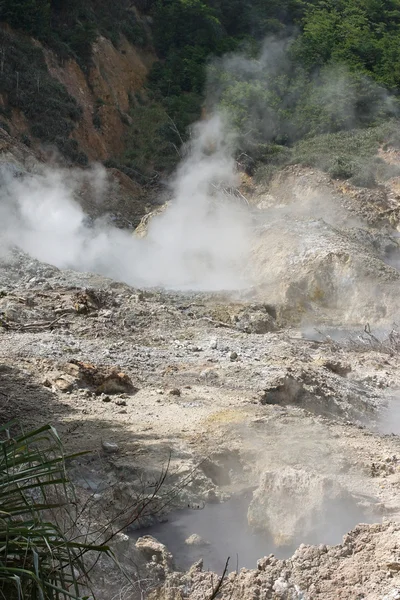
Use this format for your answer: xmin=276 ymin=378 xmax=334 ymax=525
xmin=261 ymin=121 xmax=400 ymax=185
xmin=124 ymin=102 xmax=182 ymax=175
xmin=48 ymin=1 xmax=149 ymax=67
xmin=297 ymin=0 xmax=400 ymax=92
xmin=0 ymin=421 xmax=110 ymax=599
xmin=290 ymin=124 xmax=400 ymax=185
xmin=1 ymin=0 xmax=51 ymax=39
xmin=0 ymin=1 xmax=149 ymax=67
xmin=0 ymin=29 xmax=87 ymax=164
xmin=134 ymin=0 xmax=400 ymax=183
xmin=2 ymin=0 xmax=400 ymax=180
xmin=252 ymin=122 xmax=400 ymax=188
xmin=117 ymin=90 xmax=201 ymax=180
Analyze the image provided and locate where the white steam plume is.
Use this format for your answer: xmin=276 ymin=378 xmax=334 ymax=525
xmin=0 ymin=115 xmax=252 ymax=291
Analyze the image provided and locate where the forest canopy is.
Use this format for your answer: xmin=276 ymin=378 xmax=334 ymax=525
xmin=1 ymin=0 xmax=400 ymax=180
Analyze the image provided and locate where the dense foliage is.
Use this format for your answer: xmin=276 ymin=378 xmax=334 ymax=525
xmin=0 ymin=29 xmax=87 ymax=163
xmin=150 ymin=1 xmax=400 ymax=124
xmin=134 ymin=0 xmax=400 ymax=180
xmin=2 ymin=0 xmax=400 ymax=179
xmin=0 ymin=1 xmax=149 ymax=65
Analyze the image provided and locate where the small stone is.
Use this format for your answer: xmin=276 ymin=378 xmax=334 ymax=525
xmin=185 ymin=534 xmax=210 ymax=547
xmin=200 ymin=368 xmax=219 ymax=382
xmin=115 ymin=399 xmax=127 ymax=406
xmin=169 ymin=388 xmax=181 ymax=397
xmin=102 ymin=395 xmax=112 ymax=403
xmin=210 ymin=339 xmax=218 ymax=350
xmin=102 ymin=441 xmax=119 ymax=454
xmin=229 ymin=351 xmax=238 ymax=361
xmin=54 ymin=377 xmax=74 ymax=392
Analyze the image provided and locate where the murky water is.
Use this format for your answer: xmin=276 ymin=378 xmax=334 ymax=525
xmin=131 ymin=494 xmax=285 ymax=572
xmin=130 ymin=493 xmax=373 ymax=573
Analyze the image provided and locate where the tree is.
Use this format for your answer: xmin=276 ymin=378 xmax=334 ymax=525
xmin=298 ymin=0 xmax=400 ymax=89
xmin=0 ymin=0 xmax=51 ymax=38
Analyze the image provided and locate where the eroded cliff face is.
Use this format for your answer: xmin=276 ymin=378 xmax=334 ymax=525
xmin=0 ymin=28 xmax=157 ymax=226
xmin=43 ymin=35 xmax=155 ymax=162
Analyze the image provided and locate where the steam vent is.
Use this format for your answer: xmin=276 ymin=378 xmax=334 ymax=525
xmin=2 ymin=2 xmax=400 ymax=598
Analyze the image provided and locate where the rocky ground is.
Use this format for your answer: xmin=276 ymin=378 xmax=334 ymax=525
xmin=2 ymin=248 xmax=400 ymax=598
xmin=2 ymin=151 xmax=400 ymax=598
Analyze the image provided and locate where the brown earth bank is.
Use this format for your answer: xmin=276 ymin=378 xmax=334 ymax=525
xmin=43 ymin=35 xmax=155 ymax=162
xmin=0 ymin=22 xmax=156 ymax=164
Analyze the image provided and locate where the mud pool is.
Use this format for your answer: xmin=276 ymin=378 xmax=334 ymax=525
xmin=131 ymin=493 xmax=375 ymax=573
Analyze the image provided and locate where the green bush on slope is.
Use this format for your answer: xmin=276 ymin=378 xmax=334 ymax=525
xmin=0 ymin=29 xmax=87 ymax=162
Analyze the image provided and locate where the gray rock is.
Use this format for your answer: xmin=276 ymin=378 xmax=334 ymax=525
xmin=102 ymin=441 xmax=119 ymax=454
xmin=169 ymin=388 xmax=181 ymax=397
xmin=185 ymin=534 xmax=210 ymax=547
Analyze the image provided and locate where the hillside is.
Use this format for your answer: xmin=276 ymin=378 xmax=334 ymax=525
xmin=2 ymin=0 xmax=400 ymax=184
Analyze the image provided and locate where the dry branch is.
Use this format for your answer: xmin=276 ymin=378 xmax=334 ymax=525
xmin=208 ymin=558 xmax=230 ymax=600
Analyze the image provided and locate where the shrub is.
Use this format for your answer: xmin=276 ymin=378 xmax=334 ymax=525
xmin=47 ymin=0 xmax=149 ymax=66
xmin=0 ymin=29 xmax=88 ymax=164
xmin=0 ymin=421 xmax=111 ymax=599
xmin=289 ymin=123 xmax=396 ymax=185
xmin=123 ymin=101 xmax=184 ymax=175
xmin=0 ymin=0 xmax=51 ymax=39
xmin=253 ymin=121 xmax=400 ymax=187
xmin=55 ymin=137 xmax=89 ymax=165
xmin=254 ymin=163 xmax=279 ymax=185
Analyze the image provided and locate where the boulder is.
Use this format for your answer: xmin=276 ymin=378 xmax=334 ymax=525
xmin=135 ymin=535 xmax=174 ymax=571
xmin=62 ymin=360 xmax=137 ymax=395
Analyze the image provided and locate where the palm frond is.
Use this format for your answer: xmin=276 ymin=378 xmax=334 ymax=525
xmin=0 ymin=421 xmax=111 ymax=600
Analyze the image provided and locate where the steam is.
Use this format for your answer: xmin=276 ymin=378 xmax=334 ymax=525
xmin=0 ymin=115 xmax=252 ymax=291
xmin=207 ymin=37 xmax=397 ymax=145
xmin=1 ymin=36 xmax=399 ymax=315
xmin=376 ymin=396 xmax=400 ymax=435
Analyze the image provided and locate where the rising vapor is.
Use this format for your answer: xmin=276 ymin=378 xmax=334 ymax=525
xmin=0 ymin=115 xmax=252 ymax=291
